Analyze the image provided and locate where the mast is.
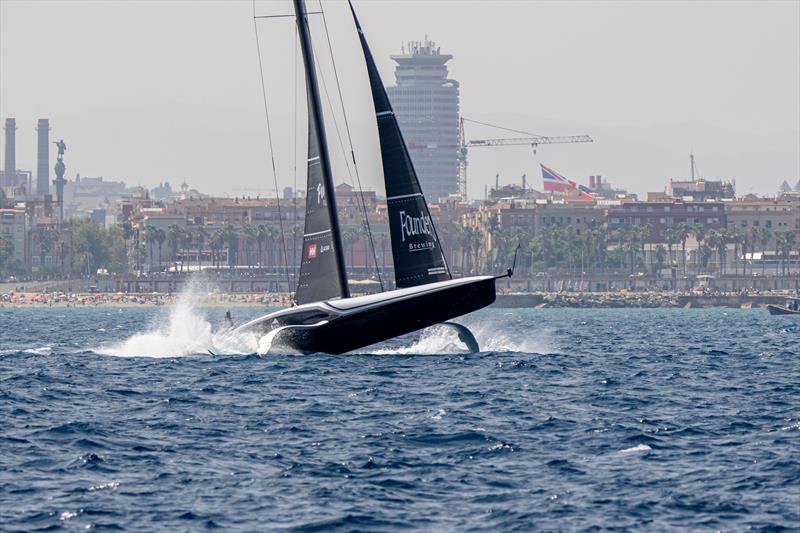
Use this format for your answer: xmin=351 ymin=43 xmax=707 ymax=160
xmin=293 ymin=0 xmax=349 ymax=299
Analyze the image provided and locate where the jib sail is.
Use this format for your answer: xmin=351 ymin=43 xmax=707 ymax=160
xmin=349 ymin=1 xmax=452 ymax=288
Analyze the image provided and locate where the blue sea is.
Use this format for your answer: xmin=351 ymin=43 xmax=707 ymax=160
xmin=1 ymin=300 xmax=798 ymax=531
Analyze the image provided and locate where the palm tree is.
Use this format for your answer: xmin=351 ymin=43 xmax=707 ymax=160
xmin=167 ymin=224 xmax=181 ymax=273
xmin=664 ymin=227 xmax=678 ymax=268
xmin=195 ymin=226 xmax=208 ymax=271
xmin=692 ymin=224 xmax=707 ymax=272
xmin=757 ymin=227 xmax=773 ymax=275
xmin=155 ymin=228 xmax=166 ymax=271
xmin=256 ymin=224 xmax=267 ymax=269
xmin=121 ymin=221 xmax=134 ymax=272
xmin=144 ymin=224 xmax=157 ymax=271
xmin=746 ymin=227 xmax=760 ymax=277
xmin=776 ymin=231 xmax=795 ymax=276
xmin=676 ymin=223 xmax=691 ymax=277
xmin=707 ymin=230 xmax=726 ymax=275
xmin=654 ymin=244 xmax=666 ymax=276
xmin=209 ymin=229 xmax=224 ymax=268
xmin=636 ymin=224 xmax=651 ymax=273
xmin=243 ymin=223 xmax=257 ymax=270
xmin=728 ymin=229 xmax=744 ymax=277
xmin=698 ymin=244 xmax=713 ymax=271
xmin=180 ymin=229 xmax=193 ymax=273
xmin=222 ymin=224 xmax=238 ymax=269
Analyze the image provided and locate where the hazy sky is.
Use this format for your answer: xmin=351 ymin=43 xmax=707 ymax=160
xmin=1 ymin=0 xmax=798 ymax=200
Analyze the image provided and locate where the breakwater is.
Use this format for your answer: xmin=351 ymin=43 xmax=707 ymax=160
xmin=493 ymin=292 xmax=795 ymax=309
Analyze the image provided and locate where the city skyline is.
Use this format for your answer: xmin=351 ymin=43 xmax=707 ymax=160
xmin=1 ymin=0 xmax=798 ymax=200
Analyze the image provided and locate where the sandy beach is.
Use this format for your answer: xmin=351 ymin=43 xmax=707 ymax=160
xmin=0 ymin=291 xmax=292 ymax=308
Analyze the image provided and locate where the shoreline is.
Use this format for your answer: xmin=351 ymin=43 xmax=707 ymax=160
xmin=1 ymin=291 xmax=795 ymax=309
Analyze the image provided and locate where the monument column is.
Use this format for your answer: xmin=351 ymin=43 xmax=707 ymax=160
xmin=53 ymin=139 xmax=67 ymax=222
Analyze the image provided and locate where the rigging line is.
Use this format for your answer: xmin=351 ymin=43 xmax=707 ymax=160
xmin=318 ymin=2 xmax=384 ymax=291
xmin=292 ymin=24 xmax=299 ymax=283
xmin=252 ymin=1 xmax=292 ymax=296
xmin=462 ymin=117 xmax=545 ymax=139
xmin=309 ymin=41 xmax=355 ymax=186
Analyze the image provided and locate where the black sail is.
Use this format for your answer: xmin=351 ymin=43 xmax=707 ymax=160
xmin=294 ymin=0 xmax=349 ymax=305
xmin=295 ymin=93 xmax=345 ymax=304
xmin=349 ymin=2 xmax=451 ymax=288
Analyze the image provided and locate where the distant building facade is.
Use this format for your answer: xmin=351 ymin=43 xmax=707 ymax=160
xmin=0 ymin=208 xmax=28 ymax=265
xmin=64 ymin=175 xmax=128 ymax=221
xmin=607 ymin=201 xmax=726 ymax=243
xmin=667 ymin=179 xmax=735 ymax=202
xmin=387 ymin=38 xmax=460 ymax=202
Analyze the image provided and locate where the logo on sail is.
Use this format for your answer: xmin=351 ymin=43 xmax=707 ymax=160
xmin=307 ymin=243 xmax=317 ymax=260
xmin=399 ymin=210 xmax=435 ymax=243
xmin=316 ymin=183 xmax=325 ymax=205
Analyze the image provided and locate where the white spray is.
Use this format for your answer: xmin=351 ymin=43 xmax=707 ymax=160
xmin=96 ymin=275 xmax=252 ymax=357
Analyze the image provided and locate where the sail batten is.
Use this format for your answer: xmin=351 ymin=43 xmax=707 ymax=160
xmin=349 ymin=1 xmax=452 ymax=289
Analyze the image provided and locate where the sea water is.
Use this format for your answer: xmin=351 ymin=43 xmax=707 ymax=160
xmin=0 ymin=297 xmax=798 ymax=530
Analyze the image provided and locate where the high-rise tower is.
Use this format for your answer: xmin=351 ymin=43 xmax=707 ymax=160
xmin=387 ymin=38 xmax=460 ymax=202
xmin=2 ymin=118 xmax=16 ymax=187
xmin=37 ymin=118 xmax=50 ymax=196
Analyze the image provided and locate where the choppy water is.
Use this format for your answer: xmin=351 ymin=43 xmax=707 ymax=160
xmin=1 ymin=299 xmax=798 ymax=531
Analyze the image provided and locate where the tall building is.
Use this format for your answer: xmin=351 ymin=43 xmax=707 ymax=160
xmin=387 ymin=38 xmax=460 ymax=202
xmin=36 ymin=118 xmax=50 ymax=196
xmin=2 ymin=118 xmax=16 ymax=187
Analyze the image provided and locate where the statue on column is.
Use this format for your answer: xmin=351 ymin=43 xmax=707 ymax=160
xmin=54 ymin=139 xmax=67 ymax=158
xmin=53 ymin=139 xmax=67 ymax=222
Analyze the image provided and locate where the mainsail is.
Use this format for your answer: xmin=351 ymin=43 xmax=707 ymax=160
xmin=349 ymin=2 xmax=452 ymax=288
xmin=294 ymin=0 xmax=349 ymax=304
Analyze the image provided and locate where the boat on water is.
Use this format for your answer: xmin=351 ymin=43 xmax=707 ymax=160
xmin=219 ymin=0 xmax=511 ymax=355
xmin=765 ymin=300 xmax=800 ymax=315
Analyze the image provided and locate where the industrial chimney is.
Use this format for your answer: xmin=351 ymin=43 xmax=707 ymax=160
xmin=37 ymin=118 xmax=50 ymax=196
xmin=2 ymin=118 xmax=15 ymax=187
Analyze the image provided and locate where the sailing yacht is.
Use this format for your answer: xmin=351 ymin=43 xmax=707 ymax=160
xmin=226 ymin=0 xmax=511 ymax=355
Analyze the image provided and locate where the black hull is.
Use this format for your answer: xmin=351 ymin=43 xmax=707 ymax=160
xmin=766 ymin=304 xmax=800 ymax=316
xmin=302 ymin=277 xmax=496 ymax=354
xmin=237 ymin=276 xmax=498 ymax=355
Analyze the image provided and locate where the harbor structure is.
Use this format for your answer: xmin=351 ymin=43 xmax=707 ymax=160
xmin=387 ymin=38 xmax=460 ymax=202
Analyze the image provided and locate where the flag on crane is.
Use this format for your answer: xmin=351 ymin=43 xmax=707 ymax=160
xmin=540 ymin=164 xmax=600 ymax=200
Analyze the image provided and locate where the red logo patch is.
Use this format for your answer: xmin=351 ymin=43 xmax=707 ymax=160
xmin=307 ymin=243 xmax=317 ymax=260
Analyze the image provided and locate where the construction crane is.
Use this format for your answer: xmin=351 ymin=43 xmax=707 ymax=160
xmin=457 ymin=117 xmax=593 ymax=200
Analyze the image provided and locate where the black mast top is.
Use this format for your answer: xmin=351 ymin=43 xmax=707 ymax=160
xmin=293 ymin=0 xmax=349 ymax=301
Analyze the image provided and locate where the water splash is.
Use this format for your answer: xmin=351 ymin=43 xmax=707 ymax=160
xmin=370 ymin=312 xmax=554 ymax=355
xmin=92 ymin=278 xmax=543 ymax=357
xmin=95 ymin=276 xmax=246 ymax=357
xmin=619 ymin=444 xmax=652 ymax=453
